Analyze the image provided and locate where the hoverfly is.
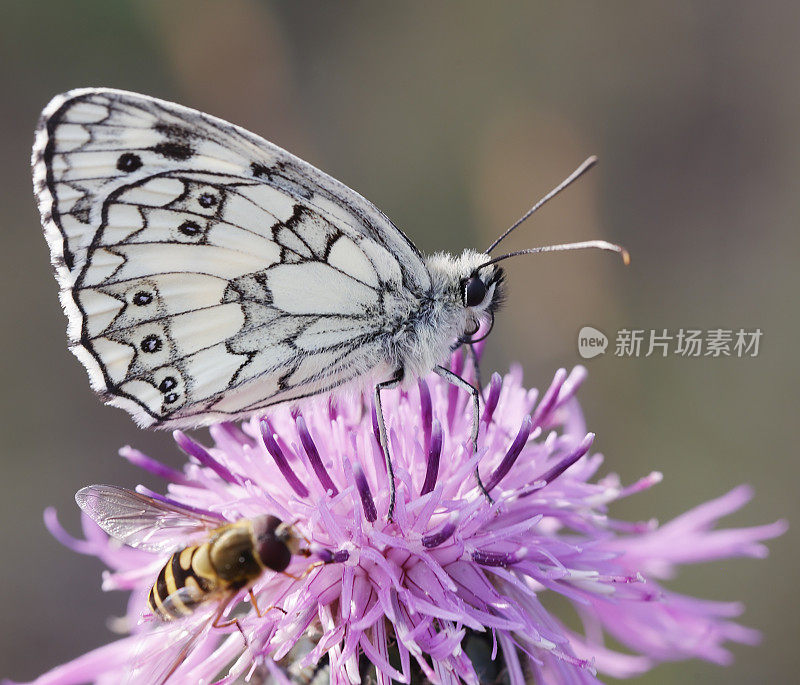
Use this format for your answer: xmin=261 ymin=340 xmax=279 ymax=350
xmin=75 ymin=485 xmax=309 ymax=624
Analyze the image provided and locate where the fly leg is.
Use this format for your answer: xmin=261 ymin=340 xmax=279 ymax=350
xmin=212 ymin=603 xmax=244 ymax=631
xmin=282 ymin=560 xmax=325 ymax=582
xmin=249 ymin=588 xmax=288 ymax=618
xmin=209 ymin=596 xmax=255 ymax=666
xmin=248 ymin=589 xmax=263 ymax=618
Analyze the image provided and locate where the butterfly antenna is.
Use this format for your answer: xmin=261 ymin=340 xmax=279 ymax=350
xmin=486 ymin=156 xmax=599 ymax=254
xmin=479 ymin=240 xmax=630 ymax=270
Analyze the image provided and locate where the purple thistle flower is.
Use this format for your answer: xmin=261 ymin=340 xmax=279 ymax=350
xmin=10 ymin=358 xmax=786 ymax=684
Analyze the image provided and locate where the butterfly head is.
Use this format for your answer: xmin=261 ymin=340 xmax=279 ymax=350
xmin=426 ymin=249 xmax=505 ymax=344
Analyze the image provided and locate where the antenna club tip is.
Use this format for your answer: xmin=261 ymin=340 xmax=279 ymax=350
xmin=621 ymin=248 xmax=631 ymax=266
xmin=578 ymin=156 xmax=598 ymax=174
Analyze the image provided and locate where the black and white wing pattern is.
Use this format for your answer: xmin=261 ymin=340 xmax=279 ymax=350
xmin=32 ymin=89 xmax=431 ymax=427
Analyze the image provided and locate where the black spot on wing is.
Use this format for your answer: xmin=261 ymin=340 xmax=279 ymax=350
xmin=117 ymin=153 xmax=142 ymax=173
xmin=198 ymin=192 xmax=217 ymax=208
xmin=133 ymin=291 xmax=153 ymax=306
xmin=150 ymin=142 xmax=194 ymax=161
xmin=141 ymin=334 xmax=162 ymax=353
xmin=178 ymin=220 xmax=203 ymax=237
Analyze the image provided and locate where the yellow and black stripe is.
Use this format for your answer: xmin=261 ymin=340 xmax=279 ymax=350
xmin=147 ymin=544 xmax=216 ymax=620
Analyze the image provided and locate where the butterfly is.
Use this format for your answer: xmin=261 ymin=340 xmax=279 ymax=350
xmin=32 ymin=88 xmax=627 ymax=518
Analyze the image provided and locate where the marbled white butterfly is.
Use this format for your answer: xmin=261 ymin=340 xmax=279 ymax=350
xmin=32 ymin=89 xmax=627 ymax=518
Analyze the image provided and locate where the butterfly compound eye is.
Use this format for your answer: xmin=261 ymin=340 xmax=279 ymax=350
xmin=463 ymin=276 xmax=487 ymax=307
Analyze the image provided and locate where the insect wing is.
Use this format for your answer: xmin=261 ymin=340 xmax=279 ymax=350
xmin=32 ymin=89 xmax=432 ymax=429
xmin=125 ymin=601 xmax=220 ymax=685
xmin=76 ymin=484 xmax=223 ymax=553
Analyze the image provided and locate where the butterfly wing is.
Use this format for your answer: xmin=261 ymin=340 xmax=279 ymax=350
xmin=76 ymin=484 xmax=224 ymax=553
xmin=32 ymin=88 xmax=431 ymax=427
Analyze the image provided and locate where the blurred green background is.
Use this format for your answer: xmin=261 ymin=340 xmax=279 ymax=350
xmin=1 ymin=1 xmax=797 ymax=682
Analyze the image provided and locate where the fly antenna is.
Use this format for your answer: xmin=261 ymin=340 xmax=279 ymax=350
xmin=479 ymin=240 xmax=630 ymax=270
xmin=486 ymin=156 xmax=598 ymax=254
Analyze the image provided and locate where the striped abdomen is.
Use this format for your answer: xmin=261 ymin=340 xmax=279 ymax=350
xmin=147 ymin=543 xmax=217 ymax=620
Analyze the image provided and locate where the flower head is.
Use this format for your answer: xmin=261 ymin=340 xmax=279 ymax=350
xmin=16 ymin=356 xmax=786 ymax=684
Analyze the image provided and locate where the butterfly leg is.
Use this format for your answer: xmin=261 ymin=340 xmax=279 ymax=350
xmin=434 ymin=365 xmax=493 ymax=503
xmin=374 ymin=369 xmax=405 ymax=521
xmin=466 ymin=344 xmax=484 ymax=395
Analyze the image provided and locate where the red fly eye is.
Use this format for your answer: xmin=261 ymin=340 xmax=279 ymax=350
xmin=463 ymin=277 xmax=487 ymax=307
